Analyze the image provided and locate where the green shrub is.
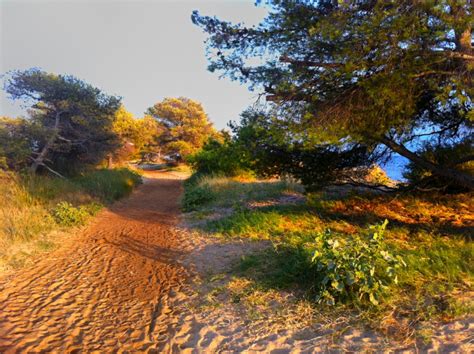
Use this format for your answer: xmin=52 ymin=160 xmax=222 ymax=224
xmin=52 ymin=201 xmax=103 ymax=226
xmin=182 ymin=183 xmax=215 ymax=212
xmin=311 ymin=220 xmax=405 ymax=306
xmin=52 ymin=202 xmax=89 ymax=226
xmin=188 ymin=136 xmax=253 ymax=177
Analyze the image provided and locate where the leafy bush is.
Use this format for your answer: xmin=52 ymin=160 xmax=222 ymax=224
xmin=311 ymin=220 xmax=405 ymax=306
xmin=188 ymin=135 xmax=252 ymax=177
xmin=52 ymin=201 xmax=102 ymax=226
xmin=182 ymin=175 xmax=216 ymax=212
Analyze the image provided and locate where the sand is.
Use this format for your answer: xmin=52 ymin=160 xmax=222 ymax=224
xmin=0 ymin=171 xmax=472 ymax=352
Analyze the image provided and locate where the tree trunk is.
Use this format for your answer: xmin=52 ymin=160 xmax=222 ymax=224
xmin=107 ymin=155 xmax=113 ymax=169
xmin=379 ymin=136 xmax=474 ymax=190
xmin=30 ymin=111 xmax=63 ymax=174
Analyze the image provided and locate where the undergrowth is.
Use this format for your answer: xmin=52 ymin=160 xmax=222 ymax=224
xmin=182 ymin=173 xmax=302 ymax=212
xmin=0 ymin=168 xmax=142 ymax=271
xmin=184 ymin=174 xmax=473 ymax=342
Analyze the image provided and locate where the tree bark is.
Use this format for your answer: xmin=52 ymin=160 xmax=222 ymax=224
xmin=379 ymin=136 xmax=474 ymax=190
xmin=107 ymin=155 xmax=113 ymax=169
xmin=30 ymin=111 xmax=63 ymax=174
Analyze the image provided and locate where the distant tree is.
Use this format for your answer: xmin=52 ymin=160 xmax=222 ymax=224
xmin=5 ymin=69 xmax=121 ymax=175
xmin=113 ymin=106 xmax=140 ymax=146
xmin=135 ymin=115 xmax=164 ymax=162
xmin=112 ymin=106 xmax=163 ymax=163
xmin=193 ymin=1 xmax=474 ymax=189
xmin=146 ymin=97 xmax=217 ymax=161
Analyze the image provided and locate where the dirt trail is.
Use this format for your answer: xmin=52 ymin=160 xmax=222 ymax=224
xmin=0 ymin=171 xmax=191 ymax=352
xmin=1 ymin=171 xmax=472 ymax=352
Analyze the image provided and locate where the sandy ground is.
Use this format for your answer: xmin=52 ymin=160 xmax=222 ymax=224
xmin=0 ymin=171 xmax=194 ymax=352
xmin=0 ymin=171 xmax=472 ymax=352
xmin=161 ymin=234 xmax=474 ymax=353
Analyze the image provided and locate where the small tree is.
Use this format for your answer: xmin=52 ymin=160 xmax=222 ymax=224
xmin=5 ymin=69 xmax=121 ymax=175
xmin=146 ymin=97 xmax=217 ymax=162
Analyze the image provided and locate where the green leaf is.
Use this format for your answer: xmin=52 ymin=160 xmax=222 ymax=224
xmin=346 ymin=272 xmax=355 ymax=285
xmin=369 ymin=293 xmax=379 ymax=306
xmin=332 ymin=281 xmax=344 ymax=292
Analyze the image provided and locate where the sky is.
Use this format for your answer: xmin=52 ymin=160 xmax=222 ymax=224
xmin=0 ymin=0 xmax=268 ymax=129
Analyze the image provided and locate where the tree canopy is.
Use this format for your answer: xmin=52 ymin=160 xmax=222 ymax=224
xmin=4 ymin=68 xmax=121 ymax=175
xmin=112 ymin=106 xmax=162 ymax=163
xmin=146 ymin=97 xmax=217 ymax=161
xmin=192 ymin=1 xmax=474 ymax=189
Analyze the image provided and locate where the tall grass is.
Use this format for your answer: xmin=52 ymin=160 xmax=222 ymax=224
xmin=0 ymin=168 xmax=141 ymax=271
xmin=74 ymin=168 xmax=142 ymax=202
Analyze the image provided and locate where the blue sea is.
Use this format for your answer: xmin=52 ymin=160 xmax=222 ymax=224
xmin=380 ymin=154 xmax=409 ymax=181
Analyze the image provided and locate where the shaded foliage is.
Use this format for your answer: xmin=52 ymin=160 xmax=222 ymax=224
xmin=193 ymin=0 xmax=474 ymax=189
xmin=4 ymin=68 xmax=121 ymax=175
xmin=404 ymin=139 xmax=474 ymax=191
xmin=0 ymin=117 xmax=35 ymax=170
xmin=188 ymin=131 xmax=252 ymax=176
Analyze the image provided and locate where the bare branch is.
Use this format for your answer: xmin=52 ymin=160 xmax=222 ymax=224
xmin=280 ymin=55 xmax=343 ymax=68
xmin=40 ymin=163 xmax=66 ymax=179
xmin=447 ymin=52 xmax=474 ymax=61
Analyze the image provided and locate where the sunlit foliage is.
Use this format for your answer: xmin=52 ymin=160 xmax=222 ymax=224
xmin=112 ymin=106 xmax=162 ymax=163
xmin=146 ymin=97 xmax=217 ymax=162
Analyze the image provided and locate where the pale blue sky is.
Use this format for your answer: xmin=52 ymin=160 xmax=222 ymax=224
xmin=0 ymin=0 xmax=268 ymax=129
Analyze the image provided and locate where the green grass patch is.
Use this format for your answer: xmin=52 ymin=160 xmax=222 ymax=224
xmin=184 ymin=175 xmax=473 ymax=339
xmin=182 ymin=173 xmax=302 ymax=212
xmin=74 ymin=168 xmax=142 ymax=202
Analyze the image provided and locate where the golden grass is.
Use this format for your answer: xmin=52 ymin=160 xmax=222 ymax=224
xmin=0 ymin=168 xmax=141 ymax=272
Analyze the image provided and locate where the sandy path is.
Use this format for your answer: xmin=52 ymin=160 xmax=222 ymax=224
xmin=1 ymin=171 xmax=472 ymax=352
xmin=0 ymin=171 xmax=191 ymax=352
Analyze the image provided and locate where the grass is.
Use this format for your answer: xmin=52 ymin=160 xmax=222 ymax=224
xmin=183 ymin=173 xmax=473 ymax=343
xmin=135 ymin=162 xmax=192 ymax=174
xmin=182 ymin=173 xmax=302 ymax=212
xmin=0 ymin=168 xmax=142 ymax=271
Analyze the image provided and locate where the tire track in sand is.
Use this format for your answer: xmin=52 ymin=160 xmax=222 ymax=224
xmin=0 ymin=171 xmax=190 ymax=352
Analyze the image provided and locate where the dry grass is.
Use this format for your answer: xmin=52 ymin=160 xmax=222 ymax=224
xmin=0 ymin=168 xmax=141 ymax=272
